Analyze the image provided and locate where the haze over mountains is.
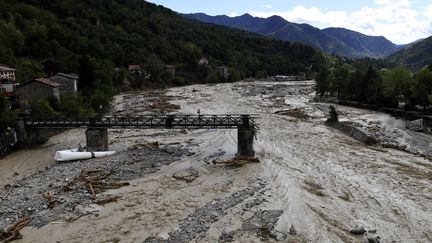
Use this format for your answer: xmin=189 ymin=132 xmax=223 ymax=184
xmin=184 ymin=13 xmax=406 ymax=59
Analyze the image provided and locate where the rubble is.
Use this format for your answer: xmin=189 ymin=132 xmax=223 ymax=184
xmin=219 ymin=227 xmax=237 ymax=242
xmin=144 ymin=179 xmax=268 ymax=243
xmin=0 ymin=144 xmax=188 ymax=229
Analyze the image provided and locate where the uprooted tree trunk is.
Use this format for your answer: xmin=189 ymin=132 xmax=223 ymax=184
xmin=0 ymin=217 xmax=31 ymax=243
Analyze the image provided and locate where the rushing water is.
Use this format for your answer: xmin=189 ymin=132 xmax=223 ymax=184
xmin=162 ymin=80 xmax=432 ymax=242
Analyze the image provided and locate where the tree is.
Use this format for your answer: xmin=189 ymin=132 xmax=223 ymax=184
xmin=329 ymin=63 xmax=353 ymax=98
xmin=382 ymin=66 xmax=412 ymax=108
xmin=315 ymin=67 xmax=330 ymax=96
xmin=78 ymin=55 xmax=96 ymax=97
xmin=412 ymin=67 xmax=432 ymax=109
xmin=30 ymin=99 xmax=56 ymax=117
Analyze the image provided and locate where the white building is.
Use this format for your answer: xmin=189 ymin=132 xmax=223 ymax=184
xmin=0 ymin=64 xmax=16 ymax=81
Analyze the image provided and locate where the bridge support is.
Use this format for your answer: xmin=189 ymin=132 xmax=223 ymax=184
xmin=237 ymin=115 xmax=255 ymax=157
xmin=86 ymin=128 xmax=108 ymax=151
xmin=237 ymin=127 xmax=255 ymax=157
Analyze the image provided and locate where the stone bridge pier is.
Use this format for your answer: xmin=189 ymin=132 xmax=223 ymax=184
xmin=85 ymin=128 xmax=108 ymax=151
xmin=237 ymin=115 xmax=255 ymax=157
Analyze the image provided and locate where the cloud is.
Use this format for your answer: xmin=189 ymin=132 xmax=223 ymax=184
xmin=260 ymin=4 xmax=272 ymax=9
xmin=229 ymin=12 xmax=239 ymax=17
xmin=249 ymin=0 xmax=432 ymax=44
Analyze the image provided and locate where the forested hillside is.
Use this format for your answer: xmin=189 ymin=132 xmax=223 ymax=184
xmin=387 ymin=36 xmax=432 ymax=70
xmin=0 ymin=0 xmax=326 ymax=98
xmin=184 ymin=13 xmax=401 ymax=59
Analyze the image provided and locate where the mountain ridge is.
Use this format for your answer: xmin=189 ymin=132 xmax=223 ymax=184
xmin=183 ymin=13 xmax=404 ymax=59
xmin=387 ymin=36 xmax=432 ymax=70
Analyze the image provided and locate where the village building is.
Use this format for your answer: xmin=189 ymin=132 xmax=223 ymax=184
xmin=0 ymin=64 xmax=16 ymax=81
xmin=128 ymin=64 xmax=141 ymax=75
xmin=49 ymin=73 xmax=79 ymax=95
xmin=198 ymin=57 xmax=209 ymax=66
xmin=0 ymin=64 xmax=18 ymax=97
xmin=0 ymin=80 xmax=19 ymax=97
xmin=16 ymin=78 xmax=61 ymax=105
xmin=128 ymin=64 xmax=151 ymax=80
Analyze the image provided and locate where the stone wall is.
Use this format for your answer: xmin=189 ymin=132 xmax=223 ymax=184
xmin=328 ymin=122 xmax=377 ymax=145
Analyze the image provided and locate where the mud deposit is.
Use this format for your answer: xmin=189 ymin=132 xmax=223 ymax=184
xmin=0 ymin=80 xmax=431 ymax=242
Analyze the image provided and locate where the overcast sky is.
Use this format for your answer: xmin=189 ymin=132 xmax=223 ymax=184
xmin=146 ymin=0 xmax=432 ymax=44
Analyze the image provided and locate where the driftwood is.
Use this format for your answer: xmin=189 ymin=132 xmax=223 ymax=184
xmin=61 ymin=168 xmax=128 ymax=205
xmin=2 ymin=189 xmax=12 ymax=200
xmin=0 ymin=217 xmax=31 ymax=243
xmin=94 ymin=195 xmax=122 ymax=205
xmin=87 ymin=183 xmax=96 ymax=200
xmin=41 ymin=191 xmax=60 ymax=208
xmin=213 ymin=156 xmax=260 ymax=166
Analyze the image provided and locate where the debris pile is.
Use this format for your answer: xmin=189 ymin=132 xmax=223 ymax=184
xmin=64 ymin=168 xmax=129 ymax=202
xmin=212 ymin=156 xmax=260 ymax=166
xmin=145 ymin=179 xmax=268 ymax=243
xmin=0 ymin=217 xmax=31 ymax=242
xmin=275 ymin=108 xmax=311 ymax=119
xmin=146 ymin=95 xmax=180 ymax=113
xmin=0 ymin=144 xmax=188 ymax=229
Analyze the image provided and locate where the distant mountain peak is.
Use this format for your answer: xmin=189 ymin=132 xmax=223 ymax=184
xmin=184 ymin=13 xmax=404 ymax=59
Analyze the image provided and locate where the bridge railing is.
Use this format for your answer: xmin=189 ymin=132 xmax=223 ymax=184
xmin=22 ymin=115 xmax=258 ymax=130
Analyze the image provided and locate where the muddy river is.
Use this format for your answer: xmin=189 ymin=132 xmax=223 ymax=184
xmin=1 ymin=80 xmax=431 ymax=242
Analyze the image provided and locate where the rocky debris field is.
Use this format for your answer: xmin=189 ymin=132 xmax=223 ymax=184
xmin=144 ymin=178 xmax=300 ymax=243
xmin=0 ymin=143 xmax=189 ymax=229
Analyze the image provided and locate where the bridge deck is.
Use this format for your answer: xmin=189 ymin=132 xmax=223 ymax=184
xmin=23 ymin=115 xmax=257 ymax=129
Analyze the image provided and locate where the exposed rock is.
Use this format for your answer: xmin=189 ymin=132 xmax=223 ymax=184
xmin=242 ymin=210 xmax=283 ymax=233
xmin=269 ymin=230 xmax=287 ymax=241
xmin=289 ymin=224 xmax=297 ymax=235
xmin=364 ymin=235 xmax=381 ymax=243
xmin=219 ymin=227 xmax=237 ymax=241
xmin=145 ymin=181 xmax=267 ymax=243
xmin=173 ymin=167 xmax=199 ymax=182
xmin=350 ymin=225 xmax=366 ymax=235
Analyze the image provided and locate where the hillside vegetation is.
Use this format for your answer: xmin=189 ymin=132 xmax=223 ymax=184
xmin=184 ymin=13 xmax=401 ymax=59
xmin=0 ymin=0 xmax=326 ymax=98
xmin=387 ymin=36 xmax=432 ymax=70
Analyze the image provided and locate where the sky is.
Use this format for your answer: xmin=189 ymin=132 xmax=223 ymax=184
xmin=146 ymin=0 xmax=432 ymax=44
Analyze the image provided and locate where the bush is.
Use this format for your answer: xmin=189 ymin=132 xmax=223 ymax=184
xmin=30 ymin=99 xmax=56 ymax=117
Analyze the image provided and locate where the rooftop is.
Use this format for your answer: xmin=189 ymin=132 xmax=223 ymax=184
xmin=0 ymin=64 xmax=15 ymax=72
xmin=128 ymin=64 xmax=141 ymax=71
xmin=56 ymin=73 xmax=79 ymax=79
xmin=34 ymin=78 xmax=61 ymax=87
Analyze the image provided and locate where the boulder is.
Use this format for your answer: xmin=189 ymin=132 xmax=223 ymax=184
xmin=219 ymin=227 xmax=237 ymax=241
xmin=350 ymin=225 xmax=366 ymax=235
xmin=173 ymin=167 xmax=199 ymax=182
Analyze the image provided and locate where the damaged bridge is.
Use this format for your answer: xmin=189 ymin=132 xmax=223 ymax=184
xmin=20 ymin=115 xmax=257 ymax=156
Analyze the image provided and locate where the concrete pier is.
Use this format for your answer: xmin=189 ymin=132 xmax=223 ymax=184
xmin=237 ymin=127 xmax=255 ymax=157
xmin=85 ymin=128 xmax=108 ymax=151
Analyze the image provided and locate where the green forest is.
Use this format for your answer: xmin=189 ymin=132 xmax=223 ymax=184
xmin=315 ymin=58 xmax=432 ymax=110
xmin=0 ymin=0 xmax=326 ymax=115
